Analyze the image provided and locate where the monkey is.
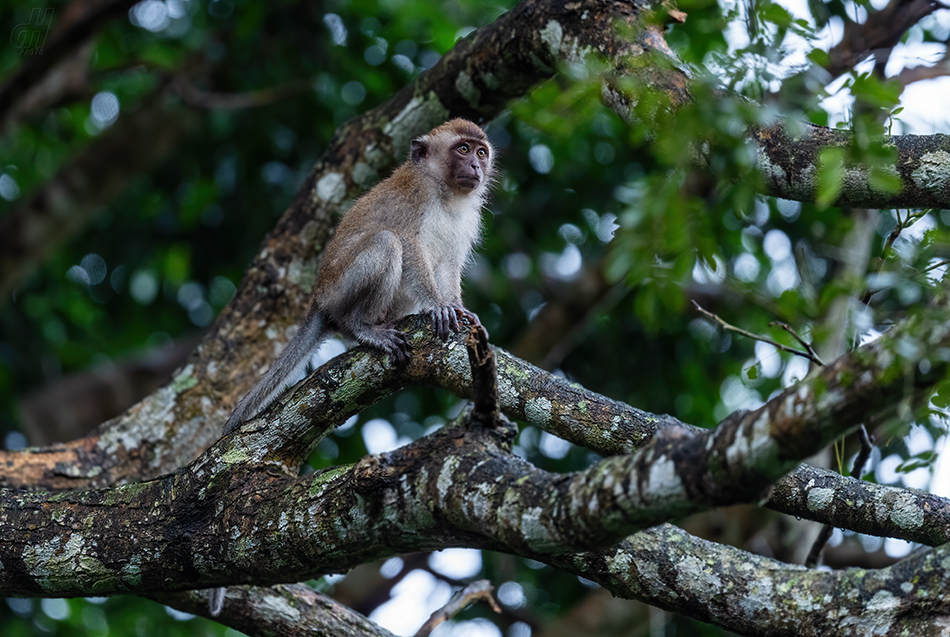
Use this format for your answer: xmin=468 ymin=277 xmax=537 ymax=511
xmin=222 ymin=119 xmax=494 ymax=435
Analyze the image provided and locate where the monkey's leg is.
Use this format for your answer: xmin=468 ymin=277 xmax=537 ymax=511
xmin=331 ymin=231 xmax=412 ymax=363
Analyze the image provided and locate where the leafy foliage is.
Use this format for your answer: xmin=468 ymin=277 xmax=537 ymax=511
xmin=2 ymin=0 xmax=949 ymax=635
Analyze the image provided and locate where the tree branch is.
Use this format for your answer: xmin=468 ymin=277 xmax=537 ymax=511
xmin=605 ymin=72 xmax=950 ymax=208
xmin=824 ymin=0 xmax=946 ymax=79
xmin=769 ymin=462 xmax=950 ymax=547
xmin=692 ymin=300 xmax=824 ymax=365
xmin=6 ymin=308 xmax=950 ymax=549
xmin=416 ymin=580 xmax=500 ymax=637
xmin=751 ymin=121 xmax=950 ymax=209
xmin=466 ymin=324 xmax=500 ymax=426
xmin=548 ymin=524 xmax=950 ymax=636
xmin=150 ymin=584 xmax=397 ymax=637
xmin=3 ymin=300 xmax=949 ymax=597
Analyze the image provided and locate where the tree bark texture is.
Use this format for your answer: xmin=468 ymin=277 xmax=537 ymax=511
xmin=4 ymin=304 xmax=950 ymax=634
xmin=4 ymin=0 xmax=950 ymax=635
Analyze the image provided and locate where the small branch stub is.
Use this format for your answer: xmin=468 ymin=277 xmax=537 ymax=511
xmin=415 ymin=580 xmax=501 ymax=637
xmin=466 ymin=325 xmax=499 ymax=426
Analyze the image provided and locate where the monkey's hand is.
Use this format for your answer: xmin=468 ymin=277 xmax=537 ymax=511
xmin=431 ymin=305 xmax=482 ymax=340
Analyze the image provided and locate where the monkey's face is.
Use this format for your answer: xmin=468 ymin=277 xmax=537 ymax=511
xmin=448 ymin=139 xmax=492 ymax=194
xmin=410 ymin=119 xmax=494 ymax=197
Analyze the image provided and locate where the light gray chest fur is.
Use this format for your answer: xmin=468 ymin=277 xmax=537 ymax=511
xmin=420 ymin=195 xmax=481 ymax=290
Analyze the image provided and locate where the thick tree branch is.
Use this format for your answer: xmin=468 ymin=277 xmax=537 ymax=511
xmin=0 ymin=314 xmax=687 ymax=491
xmin=18 ymin=336 xmax=200 ymax=445
xmin=549 ymin=524 xmax=950 ymax=637
xmin=752 ymin=121 xmax=950 ymax=208
xmin=150 ymin=584 xmax=397 ymax=637
xmin=3 ymin=302 xmax=949 ymax=598
xmin=5 ymin=310 xmax=950 ymax=548
xmin=4 ymin=405 xmax=950 ymax=635
xmin=769 ymin=462 xmax=950 ymax=546
xmin=605 ymin=74 xmax=950 ymax=209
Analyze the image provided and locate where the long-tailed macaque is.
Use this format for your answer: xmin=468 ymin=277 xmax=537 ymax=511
xmin=222 ymin=119 xmax=494 ymax=434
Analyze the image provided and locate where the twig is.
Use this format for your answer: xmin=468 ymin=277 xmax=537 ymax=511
xmin=880 ymin=210 xmax=904 ymax=262
xmin=768 ymin=322 xmax=825 ymax=367
xmin=804 ymin=526 xmax=834 ymax=568
xmin=415 ymin=580 xmax=501 ymax=637
xmin=805 ymin=425 xmax=875 ymax=567
xmin=170 ymin=78 xmax=309 ymax=110
xmin=850 ymin=425 xmax=874 ymax=478
xmin=921 ymin=259 xmax=950 ymax=275
xmin=880 ymin=209 xmax=931 ymax=261
xmin=691 ymin=301 xmax=823 ymax=366
xmin=862 ymin=209 xmax=935 ymax=306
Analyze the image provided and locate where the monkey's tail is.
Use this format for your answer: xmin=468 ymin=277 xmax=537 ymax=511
xmin=222 ymin=312 xmax=327 ymax=434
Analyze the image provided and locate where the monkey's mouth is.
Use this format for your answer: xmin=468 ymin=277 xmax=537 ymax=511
xmin=455 ymin=173 xmax=481 ymax=189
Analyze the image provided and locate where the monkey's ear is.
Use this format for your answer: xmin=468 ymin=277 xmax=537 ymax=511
xmin=410 ymin=139 xmax=428 ymax=164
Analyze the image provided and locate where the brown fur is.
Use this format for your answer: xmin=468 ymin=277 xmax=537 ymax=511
xmin=223 ymin=120 xmax=494 ymax=434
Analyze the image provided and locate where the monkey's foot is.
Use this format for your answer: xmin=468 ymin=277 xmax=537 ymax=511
xmin=431 ymin=305 xmax=484 ymax=340
xmin=431 ymin=305 xmax=461 ymax=340
xmin=455 ymin=306 xmax=483 ymax=328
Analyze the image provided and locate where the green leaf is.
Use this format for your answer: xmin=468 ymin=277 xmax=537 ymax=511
xmin=931 ymin=381 xmax=950 ymax=409
xmin=761 ymin=3 xmax=793 ymax=27
xmin=816 ymin=147 xmax=846 ymax=208
xmin=896 ymin=451 xmax=936 ymax=473
xmin=869 ymin=166 xmax=902 ymax=195
xmin=807 ymin=49 xmax=829 ymax=68
xmin=850 ymin=72 xmax=901 ymax=109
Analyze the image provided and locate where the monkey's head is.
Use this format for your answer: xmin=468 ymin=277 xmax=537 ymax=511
xmin=410 ymin=119 xmax=494 ymax=196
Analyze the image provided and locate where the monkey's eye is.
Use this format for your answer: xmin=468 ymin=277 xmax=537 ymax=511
xmin=476 ymin=148 xmax=487 ymax=158
xmin=457 ymin=144 xmax=470 ymax=154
